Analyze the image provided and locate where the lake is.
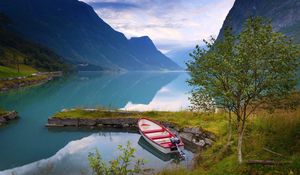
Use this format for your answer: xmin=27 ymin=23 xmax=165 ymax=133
xmin=0 ymin=72 xmax=192 ymax=174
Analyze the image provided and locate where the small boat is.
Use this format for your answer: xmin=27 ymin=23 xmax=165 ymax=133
xmin=138 ymin=118 xmax=184 ymax=156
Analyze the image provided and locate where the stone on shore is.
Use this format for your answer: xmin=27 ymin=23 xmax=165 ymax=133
xmin=0 ymin=111 xmax=19 ymax=125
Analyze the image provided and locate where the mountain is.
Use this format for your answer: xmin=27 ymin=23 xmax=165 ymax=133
xmin=0 ymin=0 xmax=180 ymax=71
xmin=0 ymin=14 xmax=67 ymax=72
xmin=217 ymin=0 xmax=300 ymax=43
xmin=166 ymin=47 xmax=195 ymax=69
xmin=128 ymin=36 xmax=181 ymax=70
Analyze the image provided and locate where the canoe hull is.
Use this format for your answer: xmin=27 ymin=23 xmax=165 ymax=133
xmin=139 ymin=130 xmax=184 ymax=154
xmin=138 ymin=118 xmax=184 ymax=154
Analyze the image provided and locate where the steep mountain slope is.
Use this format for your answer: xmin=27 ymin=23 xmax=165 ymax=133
xmin=218 ymin=0 xmax=300 ymax=43
xmin=128 ymin=36 xmax=181 ymax=70
xmin=0 ymin=14 xmax=67 ymax=72
xmin=0 ymin=0 xmax=180 ymax=71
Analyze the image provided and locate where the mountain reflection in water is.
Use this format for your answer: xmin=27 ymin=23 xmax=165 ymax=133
xmin=0 ymin=72 xmax=191 ymax=171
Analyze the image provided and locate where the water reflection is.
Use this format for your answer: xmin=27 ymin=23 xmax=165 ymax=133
xmin=1 ymin=132 xmax=193 ymax=175
xmin=122 ymin=73 xmax=190 ymax=111
xmin=0 ymin=72 xmax=181 ymax=109
xmin=138 ymin=137 xmax=179 ymax=162
xmin=0 ymin=72 xmax=190 ymax=171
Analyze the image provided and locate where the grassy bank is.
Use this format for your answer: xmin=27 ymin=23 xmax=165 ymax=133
xmin=159 ymin=108 xmax=300 ymax=175
xmin=0 ymin=74 xmax=50 ymax=91
xmin=53 ymin=109 xmax=228 ymax=135
xmin=0 ymin=64 xmax=62 ymax=92
xmin=54 ymin=108 xmax=300 ymax=175
xmin=0 ymin=65 xmax=37 ymax=79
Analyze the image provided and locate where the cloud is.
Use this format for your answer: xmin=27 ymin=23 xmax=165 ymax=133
xmin=82 ymin=0 xmax=235 ymax=52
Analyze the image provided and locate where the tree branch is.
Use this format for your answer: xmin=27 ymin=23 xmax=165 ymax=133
xmin=263 ymin=147 xmax=284 ymax=157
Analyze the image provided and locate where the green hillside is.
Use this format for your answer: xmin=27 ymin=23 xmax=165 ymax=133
xmin=0 ymin=65 xmax=37 ymax=79
xmin=0 ymin=14 xmax=68 ymax=78
xmin=0 ymin=0 xmax=180 ymax=71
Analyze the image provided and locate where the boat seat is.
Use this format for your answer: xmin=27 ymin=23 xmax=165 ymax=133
xmin=150 ymin=134 xmax=171 ymax=140
xmin=143 ymin=128 xmax=164 ymax=134
xmin=145 ymin=131 xmax=169 ymax=137
xmin=141 ymin=123 xmax=150 ymax=126
xmin=160 ymin=141 xmax=183 ymax=148
xmin=160 ymin=142 xmax=173 ymax=148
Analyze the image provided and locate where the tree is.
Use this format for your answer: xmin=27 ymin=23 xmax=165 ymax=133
xmin=187 ymin=17 xmax=300 ymax=163
xmin=12 ymin=52 xmax=21 ymax=73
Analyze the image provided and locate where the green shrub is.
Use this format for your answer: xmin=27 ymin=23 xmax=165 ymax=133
xmin=88 ymin=141 xmax=146 ymax=175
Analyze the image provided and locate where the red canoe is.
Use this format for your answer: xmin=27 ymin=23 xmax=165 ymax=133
xmin=138 ymin=118 xmax=184 ymax=154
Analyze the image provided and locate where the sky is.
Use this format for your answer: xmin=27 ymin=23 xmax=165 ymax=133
xmin=82 ymin=0 xmax=235 ymax=53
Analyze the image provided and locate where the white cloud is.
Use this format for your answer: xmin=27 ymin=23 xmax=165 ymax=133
xmin=82 ymin=0 xmax=235 ymax=51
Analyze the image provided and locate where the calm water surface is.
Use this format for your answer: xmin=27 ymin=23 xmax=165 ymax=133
xmin=0 ymin=72 xmax=192 ymax=174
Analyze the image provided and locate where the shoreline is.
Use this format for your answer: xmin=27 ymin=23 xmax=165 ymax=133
xmin=47 ymin=109 xmax=217 ymax=151
xmin=0 ymin=71 xmax=62 ymax=93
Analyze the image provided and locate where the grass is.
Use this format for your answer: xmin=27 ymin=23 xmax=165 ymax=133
xmin=0 ymin=65 xmax=37 ymax=78
xmin=53 ymin=109 xmax=228 ymax=135
xmin=0 ymin=74 xmax=49 ymax=90
xmin=159 ymin=108 xmax=300 ymax=175
xmin=54 ymin=107 xmax=300 ymax=175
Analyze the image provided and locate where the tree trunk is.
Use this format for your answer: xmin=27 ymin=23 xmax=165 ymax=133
xmin=237 ymin=130 xmax=243 ymax=163
xmin=227 ymin=111 xmax=232 ymax=144
xmin=15 ymin=56 xmax=20 ymax=73
xmin=17 ymin=62 xmax=20 ymax=73
xmin=237 ymin=119 xmax=245 ymax=164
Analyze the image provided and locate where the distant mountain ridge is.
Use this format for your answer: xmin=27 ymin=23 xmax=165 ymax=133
xmin=0 ymin=0 xmax=180 ymax=71
xmin=218 ymin=0 xmax=300 ymax=43
xmin=166 ymin=47 xmax=195 ymax=69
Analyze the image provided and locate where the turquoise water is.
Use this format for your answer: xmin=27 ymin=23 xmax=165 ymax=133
xmin=0 ymin=72 xmax=192 ymax=174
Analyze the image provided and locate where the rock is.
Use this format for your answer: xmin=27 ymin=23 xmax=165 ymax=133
xmin=161 ymin=121 xmax=175 ymax=128
xmin=97 ymin=124 xmax=103 ymax=127
xmin=206 ymin=132 xmax=217 ymax=141
xmin=78 ymin=119 xmax=97 ymax=126
xmin=0 ymin=117 xmax=7 ymax=123
xmin=183 ymin=127 xmax=202 ymax=135
xmin=168 ymin=127 xmax=176 ymax=134
xmin=174 ymin=127 xmax=181 ymax=132
xmin=96 ymin=118 xmax=138 ymax=125
xmin=196 ymin=139 xmax=206 ymax=147
xmin=5 ymin=111 xmax=18 ymax=120
xmin=48 ymin=118 xmax=78 ymax=126
xmin=113 ymin=124 xmax=123 ymax=128
xmin=0 ymin=111 xmax=18 ymax=125
xmin=179 ymin=132 xmax=194 ymax=142
xmin=46 ymin=123 xmax=64 ymax=127
xmin=0 ymin=72 xmax=58 ymax=93
xmin=204 ymin=138 xmax=213 ymax=145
